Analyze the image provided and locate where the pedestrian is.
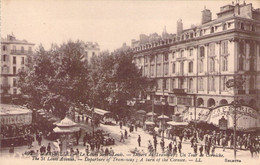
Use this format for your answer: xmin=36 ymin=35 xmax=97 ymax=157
xmin=168 ymin=142 xmax=172 ymax=154
xmin=211 ymin=145 xmax=215 ymax=155
xmin=124 ymin=129 xmax=128 ymax=139
xmin=160 ymin=139 xmax=165 ymax=152
xmin=119 ymin=131 xmax=125 ymax=142
xmin=9 ymin=143 xmax=14 ymax=155
xmin=47 ymin=143 xmax=51 ymax=154
xmin=178 ymin=141 xmax=182 ymax=154
xmin=105 ymin=148 xmax=109 ymax=156
xmin=222 ymin=136 xmax=227 ymax=152
xmin=75 ymin=148 xmax=79 ymax=159
xmin=70 ymin=148 xmax=74 ymax=158
xmin=119 ymin=121 xmax=122 ymax=129
xmin=199 ymin=145 xmax=203 ymax=156
xmin=153 ymin=137 xmax=158 ymax=152
xmin=109 ymin=147 xmax=114 ymax=156
xmin=173 ymin=145 xmax=177 ymax=156
xmin=85 ymin=145 xmax=89 ymax=156
xmin=194 ymin=143 xmax=198 ymax=154
xmin=138 ymin=135 xmax=141 ymax=147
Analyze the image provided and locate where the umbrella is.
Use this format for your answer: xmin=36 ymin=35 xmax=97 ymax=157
xmin=146 ymin=112 xmax=157 ymax=116
xmin=137 ymin=110 xmax=146 ymax=114
xmin=53 ymin=126 xmax=80 ymax=133
xmin=158 ymin=115 xmax=170 ymax=119
xmin=167 ymin=121 xmax=188 ymax=126
xmin=144 ymin=121 xmax=155 ymax=125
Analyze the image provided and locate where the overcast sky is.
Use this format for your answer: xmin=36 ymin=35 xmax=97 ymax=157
xmin=2 ymin=0 xmax=260 ymax=51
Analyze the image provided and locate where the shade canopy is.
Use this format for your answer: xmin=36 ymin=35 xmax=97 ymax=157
xmin=137 ymin=110 xmax=146 ymax=114
xmin=53 ymin=126 xmax=80 ymax=133
xmin=158 ymin=115 xmax=170 ymax=119
xmin=56 ymin=117 xmax=77 ymax=127
xmin=167 ymin=121 xmax=188 ymax=126
xmin=145 ymin=121 xmax=155 ymax=125
xmin=146 ymin=112 xmax=157 ymax=116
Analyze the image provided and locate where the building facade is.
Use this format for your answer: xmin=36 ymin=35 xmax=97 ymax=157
xmin=1 ymin=34 xmax=34 ymax=102
xmin=83 ymin=41 xmax=100 ymax=62
xmin=132 ymin=2 xmax=260 ymax=115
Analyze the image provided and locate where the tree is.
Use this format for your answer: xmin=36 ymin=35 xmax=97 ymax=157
xmin=88 ymin=48 xmax=155 ymax=118
xmin=17 ymin=41 xmax=90 ymax=118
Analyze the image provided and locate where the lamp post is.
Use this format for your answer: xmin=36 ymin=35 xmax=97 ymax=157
xmin=226 ymin=75 xmax=245 ymax=160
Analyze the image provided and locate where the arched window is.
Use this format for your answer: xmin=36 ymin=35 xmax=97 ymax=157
xmin=219 ymin=99 xmax=228 ymax=105
xmin=251 ymin=25 xmax=255 ymax=31
xmin=188 ymin=61 xmax=193 ymax=73
xmin=171 ymin=78 xmax=175 ymax=89
xmin=207 ymin=98 xmax=216 ymax=108
xmin=197 ymin=98 xmax=204 ymax=107
xmin=249 ymin=99 xmax=256 ymax=108
xmin=172 ymin=62 xmax=176 ymax=73
xmin=200 ymin=30 xmax=203 ymax=36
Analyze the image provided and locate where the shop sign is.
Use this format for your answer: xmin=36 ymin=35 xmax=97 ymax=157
xmin=218 ymin=116 xmax=227 ymax=130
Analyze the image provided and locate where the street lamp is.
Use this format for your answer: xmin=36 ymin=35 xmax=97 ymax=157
xmin=226 ymin=75 xmax=245 ymax=160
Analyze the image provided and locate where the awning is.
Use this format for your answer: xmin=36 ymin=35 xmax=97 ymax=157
xmin=53 ymin=126 xmax=80 ymax=133
xmin=207 ymin=105 xmax=260 ymax=131
xmin=145 ymin=121 xmax=155 ymax=125
xmin=146 ymin=112 xmax=157 ymax=116
xmin=158 ymin=115 xmax=170 ymax=119
xmin=137 ymin=110 xmax=146 ymax=114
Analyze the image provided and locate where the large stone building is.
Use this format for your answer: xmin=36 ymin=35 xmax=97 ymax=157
xmin=132 ymin=2 xmax=260 ymax=116
xmin=1 ymin=34 xmax=34 ymax=102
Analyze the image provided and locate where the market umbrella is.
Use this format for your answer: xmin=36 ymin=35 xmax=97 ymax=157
xmin=146 ymin=112 xmax=157 ymax=116
xmin=137 ymin=110 xmax=146 ymax=114
xmin=158 ymin=115 xmax=170 ymax=119
xmin=167 ymin=121 xmax=188 ymax=126
xmin=144 ymin=121 xmax=155 ymax=125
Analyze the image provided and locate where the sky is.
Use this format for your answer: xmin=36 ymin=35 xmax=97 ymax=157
xmin=1 ymin=0 xmax=260 ymax=52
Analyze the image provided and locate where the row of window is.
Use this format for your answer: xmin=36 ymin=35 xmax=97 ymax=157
xmin=155 ymin=76 xmax=255 ymax=92
xmin=2 ymin=45 xmax=32 ymax=52
xmin=2 ymin=55 xmax=25 ymax=64
xmin=1 ymin=66 xmax=24 ymax=74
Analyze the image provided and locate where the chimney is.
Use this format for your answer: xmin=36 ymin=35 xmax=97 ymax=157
xmin=201 ymin=7 xmax=212 ymax=24
xmin=177 ymin=19 xmax=183 ymax=35
xmin=234 ymin=3 xmax=240 ymax=16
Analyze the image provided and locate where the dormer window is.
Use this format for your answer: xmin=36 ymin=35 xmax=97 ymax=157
xmin=190 ymin=33 xmax=193 ymax=38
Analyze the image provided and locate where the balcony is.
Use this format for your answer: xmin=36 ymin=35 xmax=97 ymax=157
xmin=1 ymin=84 xmax=10 ymax=89
xmin=10 ymin=50 xmax=33 ymax=55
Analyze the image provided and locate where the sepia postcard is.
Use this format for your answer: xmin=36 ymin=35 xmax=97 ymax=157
xmin=1 ymin=0 xmax=260 ymax=165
